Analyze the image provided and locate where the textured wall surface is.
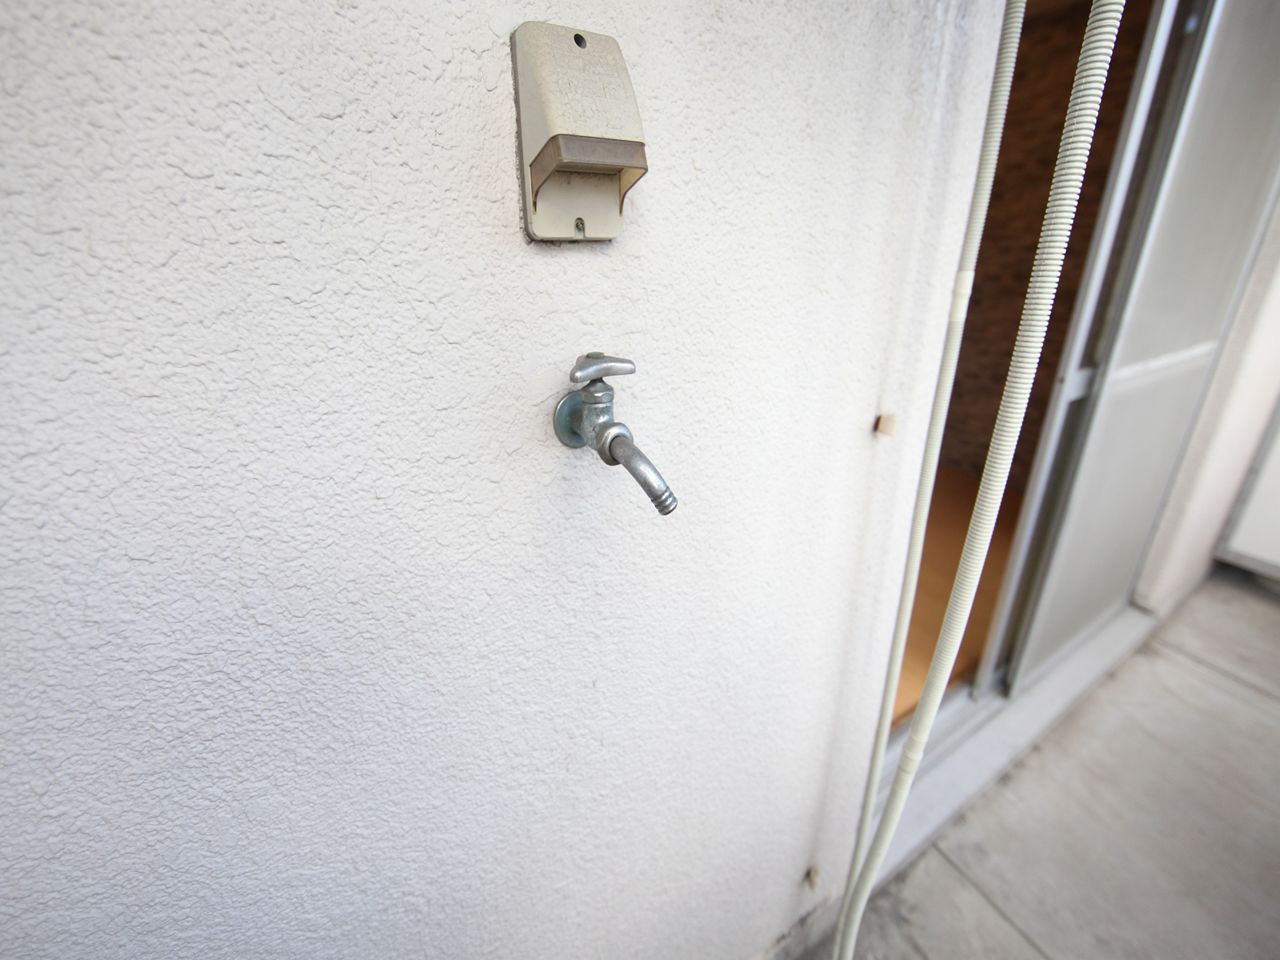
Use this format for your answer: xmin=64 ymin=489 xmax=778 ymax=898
xmin=0 ymin=2 xmax=1000 ymax=958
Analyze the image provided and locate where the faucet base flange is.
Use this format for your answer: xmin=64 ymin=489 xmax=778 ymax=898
xmin=553 ymin=391 xmax=588 ymax=448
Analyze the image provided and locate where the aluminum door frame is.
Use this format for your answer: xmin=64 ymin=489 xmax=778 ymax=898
xmin=971 ymin=0 xmax=1183 ymax=695
xmin=996 ymin=0 xmax=1280 ymax=691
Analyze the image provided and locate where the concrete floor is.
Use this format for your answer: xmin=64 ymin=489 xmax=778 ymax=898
xmin=815 ymin=566 xmax=1280 ymax=960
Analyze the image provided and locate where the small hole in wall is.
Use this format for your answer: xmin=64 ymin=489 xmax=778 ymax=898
xmin=574 ymin=218 xmax=585 ymax=238
xmin=574 ymin=33 xmax=586 ymax=48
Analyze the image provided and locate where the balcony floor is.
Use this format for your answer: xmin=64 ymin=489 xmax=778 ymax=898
xmin=815 ymin=566 xmax=1280 ymax=959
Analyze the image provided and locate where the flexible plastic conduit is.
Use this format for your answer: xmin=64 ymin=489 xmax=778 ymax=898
xmin=840 ymin=0 xmax=1027 ymax=923
xmin=832 ymin=2 xmax=1125 ymax=957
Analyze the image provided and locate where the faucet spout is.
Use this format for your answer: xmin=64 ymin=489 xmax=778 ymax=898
xmin=608 ymin=433 xmax=678 ymax=515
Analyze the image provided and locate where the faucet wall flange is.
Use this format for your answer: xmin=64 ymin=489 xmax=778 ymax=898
xmin=553 ymin=390 xmax=588 ymax=448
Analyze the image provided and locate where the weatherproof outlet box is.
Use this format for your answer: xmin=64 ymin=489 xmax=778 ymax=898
xmin=511 ymin=22 xmax=647 ymax=242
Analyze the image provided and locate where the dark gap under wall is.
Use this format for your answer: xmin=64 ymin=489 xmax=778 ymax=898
xmin=940 ymin=0 xmax=1154 ymax=492
xmin=893 ymin=0 xmax=1155 ymax=723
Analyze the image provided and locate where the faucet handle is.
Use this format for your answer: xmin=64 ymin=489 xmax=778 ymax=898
xmin=570 ymin=352 xmax=636 ymax=383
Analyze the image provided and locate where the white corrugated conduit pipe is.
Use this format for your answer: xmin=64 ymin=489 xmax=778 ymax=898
xmin=832 ymin=2 xmax=1125 ymax=957
xmin=841 ymin=0 xmax=1027 ymax=926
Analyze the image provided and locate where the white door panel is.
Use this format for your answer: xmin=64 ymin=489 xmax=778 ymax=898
xmin=1010 ymin=0 xmax=1280 ymax=687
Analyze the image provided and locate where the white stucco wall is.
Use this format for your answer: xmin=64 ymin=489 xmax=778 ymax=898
xmin=0 ymin=2 xmax=1001 ymax=958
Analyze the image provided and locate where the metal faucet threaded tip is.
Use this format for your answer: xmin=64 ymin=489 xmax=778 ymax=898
xmin=652 ymin=489 xmax=678 ymax=515
xmin=607 ymin=433 xmax=677 ymax=517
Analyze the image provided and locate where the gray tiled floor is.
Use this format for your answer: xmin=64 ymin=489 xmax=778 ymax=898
xmin=817 ymin=566 xmax=1280 ymax=960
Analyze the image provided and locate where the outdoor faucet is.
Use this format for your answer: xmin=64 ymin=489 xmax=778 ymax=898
xmin=552 ymin=353 xmax=678 ymax=516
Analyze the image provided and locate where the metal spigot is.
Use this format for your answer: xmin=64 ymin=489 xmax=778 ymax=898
xmin=553 ymin=353 xmax=678 ymax=516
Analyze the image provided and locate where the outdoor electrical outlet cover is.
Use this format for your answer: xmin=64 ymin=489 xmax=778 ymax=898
xmin=511 ymin=22 xmax=647 ymax=242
